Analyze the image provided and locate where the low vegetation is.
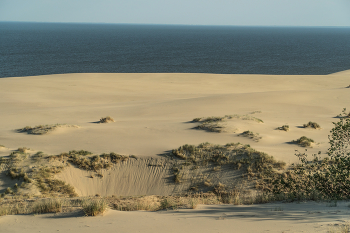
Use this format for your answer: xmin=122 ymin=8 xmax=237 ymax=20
xmin=276 ymin=125 xmax=289 ymax=131
xmin=239 ymin=130 xmax=262 ymax=141
xmin=82 ymin=199 xmax=108 ymax=216
xmin=303 ymin=121 xmax=321 ymax=129
xmin=99 ymin=116 xmax=115 ymax=123
xmin=49 ymin=150 xmax=128 ymax=171
xmin=170 ymin=142 xmax=285 ymax=191
xmin=192 ymin=113 xmax=263 ymax=133
xmin=17 ymin=124 xmax=77 ymax=135
xmin=293 ymin=136 xmax=314 ymax=147
xmin=32 ymin=199 xmax=63 ymax=214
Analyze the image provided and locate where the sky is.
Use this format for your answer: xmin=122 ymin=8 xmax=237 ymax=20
xmin=0 ymin=0 xmax=350 ymax=26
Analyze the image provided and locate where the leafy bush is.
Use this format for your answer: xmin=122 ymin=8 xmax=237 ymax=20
xmin=271 ymin=109 xmax=350 ymax=200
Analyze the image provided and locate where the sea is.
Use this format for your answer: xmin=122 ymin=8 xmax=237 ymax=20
xmin=1 ymin=22 xmax=350 ymax=78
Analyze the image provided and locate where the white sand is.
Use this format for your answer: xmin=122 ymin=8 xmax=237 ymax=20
xmin=1 ymin=71 xmax=350 ymax=232
xmin=1 ymin=202 xmax=349 ymax=233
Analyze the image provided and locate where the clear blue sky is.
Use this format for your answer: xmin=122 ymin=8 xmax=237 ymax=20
xmin=1 ymin=0 xmax=350 ymax=26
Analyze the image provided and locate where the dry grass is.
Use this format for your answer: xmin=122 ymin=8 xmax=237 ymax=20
xmin=32 ymin=199 xmax=62 ymax=214
xmin=50 ymin=150 xmax=128 ymax=171
xmin=239 ymin=130 xmax=262 ymax=141
xmin=17 ymin=124 xmax=77 ymax=135
xmin=292 ymin=136 xmax=314 ymax=147
xmin=303 ymin=121 xmax=321 ymax=129
xmin=276 ymin=125 xmax=289 ymax=131
xmin=192 ymin=114 xmax=263 ymax=133
xmin=99 ymin=116 xmax=115 ymax=123
xmin=170 ymin=142 xmax=285 ymax=190
xmin=82 ymin=199 xmax=108 ymax=216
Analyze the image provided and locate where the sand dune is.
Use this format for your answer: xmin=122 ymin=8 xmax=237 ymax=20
xmin=1 ymin=71 xmax=350 ymax=232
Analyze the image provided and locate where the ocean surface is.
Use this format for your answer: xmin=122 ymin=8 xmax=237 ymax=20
xmin=1 ymin=22 xmax=350 ymax=78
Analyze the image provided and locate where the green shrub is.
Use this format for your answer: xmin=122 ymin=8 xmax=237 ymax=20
xmin=271 ymin=109 xmax=350 ymax=200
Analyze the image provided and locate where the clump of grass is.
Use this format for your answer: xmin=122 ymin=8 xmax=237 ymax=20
xmin=293 ymin=136 xmax=314 ymax=147
xmin=226 ymin=114 xmax=264 ymax=123
xmin=17 ymin=147 xmax=30 ymax=153
xmin=82 ymin=199 xmax=108 ymax=216
xmin=303 ymin=121 xmax=321 ymax=129
xmin=17 ymin=124 xmax=76 ymax=135
xmin=194 ymin=122 xmax=225 ymax=133
xmin=192 ymin=116 xmax=226 ymax=132
xmin=239 ymin=130 xmax=262 ymax=142
xmin=160 ymin=198 xmax=177 ymax=210
xmin=50 ymin=151 xmax=128 ymax=171
xmin=32 ymin=199 xmax=62 ymax=214
xmin=99 ymin=116 xmax=115 ymax=123
xmin=276 ymin=125 xmax=289 ymax=131
xmin=37 ymin=178 xmax=77 ymax=197
xmin=192 ymin=118 xmax=202 ymax=122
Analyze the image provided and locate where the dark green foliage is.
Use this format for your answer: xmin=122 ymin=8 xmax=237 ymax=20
xmin=270 ymin=109 xmax=350 ymax=200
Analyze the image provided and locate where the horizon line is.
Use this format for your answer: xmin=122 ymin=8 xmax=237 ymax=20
xmin=1 ymin=20 xmax=350 ymax=28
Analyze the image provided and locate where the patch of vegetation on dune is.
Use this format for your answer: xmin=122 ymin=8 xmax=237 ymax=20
xmin=17 ymin=124 xmax=78 ymax=135
xmin=170 ymin=142 xmax=285 ymax=193
xmin=192 ymin=113 xmax=263 ymax=133
xmin=276 ymin=125 xmax=289 ymax=131
xmin=99 ymin=116 xmax=115 ymax=123
xmin=239 ymin=130 xmax=262 ymax=142
xmin=303 ymin=121 xmax=321 ymax=129
xmin=0 ymin=149 xmax=77 ymax=198
xmin=49 ymin=150 xmax=129 ymax=171
xmin=292 ymin=136 xmax=315 ymax=147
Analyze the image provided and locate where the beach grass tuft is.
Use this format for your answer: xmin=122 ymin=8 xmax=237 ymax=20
xmin=293 ymin=136 xmax=314 ymax=147
xmin=303 ymin=121 xmax=321 ymax=129
xmin=99 ymin=116 xmax=115 ymax=123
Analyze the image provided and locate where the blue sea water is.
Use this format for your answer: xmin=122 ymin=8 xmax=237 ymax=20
xmin=1 ymin=22 xmax=350 ymax=78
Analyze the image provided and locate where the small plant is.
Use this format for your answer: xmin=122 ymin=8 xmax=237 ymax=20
xmin=303 ymin=121 xmax=321 ymax=129
xmin=239 ymin=130 xmax=262 ymax=142
xmin=17 ymin=147 xmax=30 ymax=153
xmin=192 ymin=118 xmax=202 ymax=122
xmin=82 ymin=199 xmax=108 ymax=216
xmin=189 ymin=198 xmax=199 ymax=209
xmin=293 ymin=136 xmax=314 ymax=147
xmin=99 ymin=116 xmax=115 ymax=123
xmin=32 ymin=199 xmax=62 ymax=214
xmin=276 ymin=125 xmax=289 ymax=131
xmin=160 ymin=198 xmax=176 ymax=210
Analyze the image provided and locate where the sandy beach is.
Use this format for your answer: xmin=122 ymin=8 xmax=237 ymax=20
xmin=1 ymin=71 xmax=350 ymax=232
